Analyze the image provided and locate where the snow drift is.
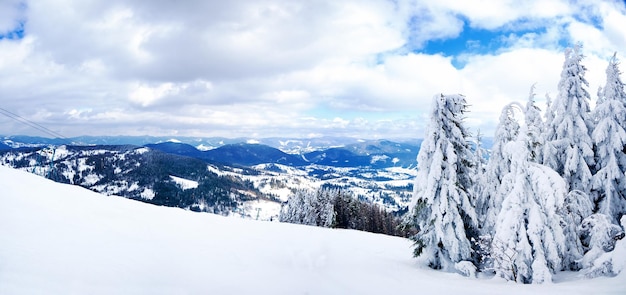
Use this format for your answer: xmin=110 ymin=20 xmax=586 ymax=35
xmin=0 ymin=165 xmax=625 ymax=294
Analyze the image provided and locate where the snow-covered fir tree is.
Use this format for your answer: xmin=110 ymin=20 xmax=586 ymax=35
xmin=560 ymin=189 xmax=594 ymax=270
xmin=524 ymin=85 xmax=544 ymax=163
xmin=541 ymin=93 xmax=557 ymax=166
xmin=543 ymin=93 xmax=555 ymax=130
xmin=539 ymin=46 xmax=596 ymax=271
xmin=472 ymin=130 xmax=488 ymax=217
xmin=312 ymin=188 xmax=335 ymax=227
xmin=473 ymin=130 xmax=488 ymax=177
xmin=279 ymin=188 xmax=334 ymax=227
xmin=592 ymin=53 xmax=626 ymax=223
xmin=579 ymin=213 xmax=626 ymax=277
xmin=279 ymin=189 xmax=309 ymax=225
xmin=478 ymin=103 xmax=520 ymax=233
xmin=543 ymin=45 xmax=595 ymax=194
xmin=408 ymin=93 xmax=478 ymax=270
xmin=491 ymin=126 xmax=568 ymax=284
xmin=280 ymin=188 xmax=406 ymax=236
xmin=404 ymin=45 xmax=626 ymax=282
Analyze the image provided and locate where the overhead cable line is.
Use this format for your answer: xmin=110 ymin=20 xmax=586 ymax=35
xmin=0 ymin=107 xmax=70 ymax=181
xmin=0 ymin=107 xmax=67 ymax=140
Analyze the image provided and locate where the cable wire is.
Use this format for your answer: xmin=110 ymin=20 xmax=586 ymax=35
xmin=0 ymin=107 xmax=67 ymax=140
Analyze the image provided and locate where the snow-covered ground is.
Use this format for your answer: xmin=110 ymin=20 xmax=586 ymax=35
xmin=169 ymin=175 xmax=199 ymax=190
xmin=1 ymin=165 xmax=624 ymax=294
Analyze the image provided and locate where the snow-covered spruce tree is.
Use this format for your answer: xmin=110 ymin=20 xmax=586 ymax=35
xmin=312 ymin=188 xmax=336 ymax=228
xmin=579 ymin=213 xmax=626 ymax=277
xmin=409 ymin=93 xmax=478 ymax=270
xmin=478 ymin=103 xmax=520 ymax=234
xmin=592 ymin=53 xmax=626 ymax=223
xmin=471 ymin=130 xmax=488 ymax=222
xmin=543 ymin=45 xmax=595 ymax=194
xmin=560 ymin=189 xmax=593 ymax=270
xmin=473 ymin=130 xmax=488 ymax=178
xmin=279 ymin=188 xmax=335 ymax=227
xmin=491 ymin=127 xmax=568 ymax=284
xmin=544 ymin=93 xmax=555 ymax=130
xmin=524 ymin=85 xmax=544 ymax=163
xmin=279 ymin=189 xmax=309 ymax=224
xmin=302 ymin=189 xmax=320 ymax=226
xmin=542 ymin=46 xmax=595 ymax=271
xmin=542 ymin=93 xmax=558 ymax=168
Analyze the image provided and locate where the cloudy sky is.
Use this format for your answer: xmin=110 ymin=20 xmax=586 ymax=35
xmin=1 ymin=0 xmax=625 ymax=140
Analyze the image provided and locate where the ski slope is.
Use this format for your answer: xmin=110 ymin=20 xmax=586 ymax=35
xmin=0 ymin=165 xmax=624 ymax=294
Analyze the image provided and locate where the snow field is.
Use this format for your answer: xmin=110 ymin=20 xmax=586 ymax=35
xmin=1 ymin=165 xmax=625 ymax=294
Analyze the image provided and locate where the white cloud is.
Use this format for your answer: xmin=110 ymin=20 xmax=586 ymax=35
xmin=602 ymin=7 xmax=626 ymax=50
xmin=129 ymin=83 xmax=177 ymax=107
xmin=0 ymin=0 xmax=625 ymax=139
xmin=128 ymin=80 xmax=214 ymax=108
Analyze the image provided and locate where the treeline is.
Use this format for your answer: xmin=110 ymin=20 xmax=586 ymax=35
xmin=279 ymin=187 xmax=412 ymax=237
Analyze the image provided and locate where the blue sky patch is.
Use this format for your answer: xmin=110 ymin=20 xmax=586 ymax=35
xmin=0 ymin=1 xmax=27 ymax=41
xmin=417 ymin=20 xmax=549 ymax=69
xmin=0 ymin=21 xmax=25 ymax=41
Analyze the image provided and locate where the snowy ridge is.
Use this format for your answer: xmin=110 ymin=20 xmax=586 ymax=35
xmin=1 ymin=165 xmax=625 ymax=294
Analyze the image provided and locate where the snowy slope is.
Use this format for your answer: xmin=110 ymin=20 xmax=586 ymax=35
xmin=0 ymin=165 xmax=624 ymax=294
xmin=169 ymin=175 xmax=199 ymax=190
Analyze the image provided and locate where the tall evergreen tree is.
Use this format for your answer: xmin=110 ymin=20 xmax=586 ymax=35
xmin=313 ymin=188 xmax=336 ymax=227
xmin=409 ymin=94 xmax=478 ymax=270
xmin=543 ymin=93 xmax=555 ymax=129
xmin=279 ymin=188 xmax=334 ymax=227
xmin=542 ymin=93 xmax=558 ymax=167
xmin=592 ymin=53 xmax=626 ymax=222
xmin=524 ymin=85 xmax=544 ymax=163
xmin=491 ymin=126 xmax=567 ymax=284
xmin=543 ymin=45 xmax=595 ymax=194
xmin=579 ymin=213 xmax=625 ymax=277
xmin=279 ymin=189 xmax=309 ymax=224
xmin=472 ymin=130 xmax=487 ymax=218
xmin=281 ymin=188 xmax=406 ymax=236
xmin=478 ymin=103 xmax=520 ymax=233
xmin=560 ymin=189 xmax=593 ymax=270
xmin=473 ymin=130 xmax=488 ymax=177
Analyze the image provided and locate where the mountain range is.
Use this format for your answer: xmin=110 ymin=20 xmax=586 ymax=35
xmin=145 ymin=139 xmax=420 ymax=168
xmin=1 ymin=135 xmax=422 ymax=152
xmin=3 ymin=135 xmax=424 ymax=168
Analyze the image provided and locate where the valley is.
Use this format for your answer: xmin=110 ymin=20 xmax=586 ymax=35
xmin=0 ymin=136 xmax=419 ymax=220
